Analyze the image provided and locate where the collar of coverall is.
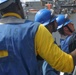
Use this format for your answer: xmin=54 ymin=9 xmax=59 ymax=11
xmin=2 ymin=12 xmax=22 ymax=19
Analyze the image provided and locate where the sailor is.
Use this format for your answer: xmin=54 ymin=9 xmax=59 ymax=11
xmin=35 ymin=9 xmax=59 ymax=75
xmin=56 ymin=14 xmax=75 ymax=75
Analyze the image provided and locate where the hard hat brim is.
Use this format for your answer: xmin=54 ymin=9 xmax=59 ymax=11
xmin=57 ymin=20 xmax=72 ymax=29
xmin=43 ymin=16 xmax=57 ymax=26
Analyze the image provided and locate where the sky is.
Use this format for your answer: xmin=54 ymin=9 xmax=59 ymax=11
xmin=21 ymin=0 xmax=40 ymax=2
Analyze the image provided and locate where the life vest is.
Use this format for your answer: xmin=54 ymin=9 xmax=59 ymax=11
xmin=0 ymin=18 xmax=40 ymax=75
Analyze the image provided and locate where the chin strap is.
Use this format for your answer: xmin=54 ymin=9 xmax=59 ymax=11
xmin=66 ymin=25 xmax=73 ymax=33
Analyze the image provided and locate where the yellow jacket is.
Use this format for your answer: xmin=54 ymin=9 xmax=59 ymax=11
xmin=35 ymin=24 xmax=74 ymax=73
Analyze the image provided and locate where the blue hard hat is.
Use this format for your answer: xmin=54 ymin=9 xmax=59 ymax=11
xmin=35 ymin=9 xmax=57 ymax=26
xmin=0 ymin=0 xmax=15 ymax=10
xmin=56 ymin=14 xmax=72 ymax=29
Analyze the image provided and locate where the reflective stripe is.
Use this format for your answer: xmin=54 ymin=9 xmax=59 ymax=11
xmin=3 ymin=12 xmax=22 ymax=19
xmin=0 ymin=50 xmax=8 ymax=58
